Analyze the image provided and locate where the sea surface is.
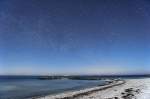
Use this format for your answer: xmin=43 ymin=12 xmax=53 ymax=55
xmin=0 ymin=76 xmax=106 ymax=99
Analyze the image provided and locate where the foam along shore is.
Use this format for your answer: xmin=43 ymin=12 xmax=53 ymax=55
xmin=33 ymin=79 xmax=125 ymax=99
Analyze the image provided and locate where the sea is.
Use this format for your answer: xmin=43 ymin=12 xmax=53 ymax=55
xmin=0 ymin=76 xmax=106 ymax=99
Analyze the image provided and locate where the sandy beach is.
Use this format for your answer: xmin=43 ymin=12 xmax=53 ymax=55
xmin=34 ymin=78 xmax=150 ymax=99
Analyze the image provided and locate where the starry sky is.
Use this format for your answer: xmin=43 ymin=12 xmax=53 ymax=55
xmin=0 ymin=0 xmax=150 ymax=75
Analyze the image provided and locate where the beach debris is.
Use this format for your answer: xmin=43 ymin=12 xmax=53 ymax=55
xmin=121 ymin=88 xmax=140 ymax=99
xmin=106 ymin=97 xmax=119 ymax=99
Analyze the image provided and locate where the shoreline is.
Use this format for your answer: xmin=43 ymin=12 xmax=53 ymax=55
xmin=77 ymin=78 xmax=150 ymax=99
xmin=32 ymin=78 xmax=150 ymax=99
xmin=33 ymin=79 xmax=125 ymax=99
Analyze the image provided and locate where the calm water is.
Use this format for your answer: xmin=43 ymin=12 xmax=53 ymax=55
xmin=0 ymin=76 xmax=106 ymax=99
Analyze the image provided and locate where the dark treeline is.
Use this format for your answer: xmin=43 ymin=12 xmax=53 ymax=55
xmin=38 ymin=74 xmax=150 ymax=80
xmin=0 ymin=74 xmax=150 ymax=80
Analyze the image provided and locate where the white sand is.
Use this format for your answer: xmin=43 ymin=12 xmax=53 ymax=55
xmin=36 ymin=78 xmax=150 ymax=99
xmin=79 ymin=78 xmax=150 ymax=99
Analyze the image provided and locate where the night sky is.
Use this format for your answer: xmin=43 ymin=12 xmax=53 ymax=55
xmin=0 ymin=0 xmax=150 ymax=75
